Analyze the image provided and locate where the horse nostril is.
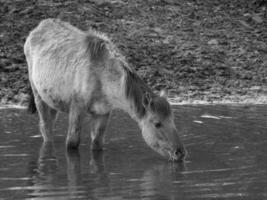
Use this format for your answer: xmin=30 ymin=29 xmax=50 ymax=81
xmin=174 ymin=147 xmax=185 ymax=158
xmin=174 ymin=148 xmax=181 ymax=155
xmin=170 ymin=147 xmax=186 ymax=162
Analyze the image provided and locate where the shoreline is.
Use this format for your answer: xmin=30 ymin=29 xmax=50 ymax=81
xmin=1 ymin=95 xmax=266 ymax=110
xmin=1 ymin=1 xmax=267 ymax=112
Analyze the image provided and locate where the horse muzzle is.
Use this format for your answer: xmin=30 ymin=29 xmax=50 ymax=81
xmin=169 ymin=146 xmax=186 ymax=162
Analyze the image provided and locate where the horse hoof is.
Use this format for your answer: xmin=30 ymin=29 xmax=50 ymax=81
xmin=66 ymin=140 xmax=80 ymax=149
xmin=91 ymin=141 xmax=103 ymax=151
xmin=91 ymin=145 xmax=103 ymax=151
xmin=91 ymin=147 xmax=103 ymax=152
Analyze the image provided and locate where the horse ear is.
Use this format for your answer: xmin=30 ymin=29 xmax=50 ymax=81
xmin=159 ymin=89 xmax=168 ymax=98
xmin=142 ymin=92 xmax=152 ymax=108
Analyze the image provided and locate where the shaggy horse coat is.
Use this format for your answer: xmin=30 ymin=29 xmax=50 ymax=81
xmin=24 ymin=19 xmax=185 ymax=161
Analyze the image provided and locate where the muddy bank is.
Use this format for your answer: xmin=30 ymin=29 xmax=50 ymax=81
xmin=1 ymin=0 xmax=267 ymax=105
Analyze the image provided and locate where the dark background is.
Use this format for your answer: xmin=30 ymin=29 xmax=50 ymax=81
xmin=0 ymin=0 xmax=266 ymax=104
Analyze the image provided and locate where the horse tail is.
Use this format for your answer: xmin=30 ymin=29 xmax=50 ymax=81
xmin=28 ymin=85 xmax=37 ymax=114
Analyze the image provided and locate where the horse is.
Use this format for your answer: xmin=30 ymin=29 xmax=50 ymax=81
xmin=24 ymin=18 xmax=186 ymax=162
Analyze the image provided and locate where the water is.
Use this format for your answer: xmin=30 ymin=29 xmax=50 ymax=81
xmin=0 ymin=105 xmax=266 ymax=200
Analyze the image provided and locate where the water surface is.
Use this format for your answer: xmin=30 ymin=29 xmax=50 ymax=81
xmin=0 ymin=105 xmax=266 ymax=199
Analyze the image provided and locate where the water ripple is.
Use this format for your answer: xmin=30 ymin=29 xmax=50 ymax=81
xmin=0 ymin=153 xmax=29 ymax=157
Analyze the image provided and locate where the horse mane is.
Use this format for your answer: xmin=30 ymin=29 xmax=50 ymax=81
xmin=124 ymin=67 xmax=171 ymax=119
xmin=125 ymin=69 xmax=151 ymax=118
xmin=85 ymin=31 xmax=109 ymax=61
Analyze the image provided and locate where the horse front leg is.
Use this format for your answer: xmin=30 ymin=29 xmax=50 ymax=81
xmin=90 ymin=113 xmax=110 ymax=151
xmin=66 ymin=104 xmax=84 ymax=149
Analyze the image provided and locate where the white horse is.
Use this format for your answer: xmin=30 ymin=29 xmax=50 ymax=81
xmin=24 ymin=18 xmax=186 ymax=162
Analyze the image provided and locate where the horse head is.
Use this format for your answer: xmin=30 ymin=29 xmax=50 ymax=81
xmin=139 ymin=92 xmax=186 ymax=162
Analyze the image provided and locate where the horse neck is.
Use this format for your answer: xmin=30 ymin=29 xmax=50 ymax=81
xmin=123 ymin=99 xmax=143 ymax=123
xmin=108 ymin=90 xmax=143 ymax=123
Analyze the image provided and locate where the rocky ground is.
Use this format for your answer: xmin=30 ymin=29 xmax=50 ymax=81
xmin=0 ymin=0 xmax=267 ymax=105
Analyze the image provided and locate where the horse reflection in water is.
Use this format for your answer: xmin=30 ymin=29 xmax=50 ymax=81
xmin=65 ymin=149 xmax=82 ymax=198
xmin=27 ymin=142 xmax=59 ymax=197
xmin=28 ymin=142 xmax=87 ymax=199
xmin=24 ymin=18 xmax=186 ymax=161
xmin=30 ymin=142 xmax=58 ymax=185
xmin=27 ymin=141 xmax=186 ymax=199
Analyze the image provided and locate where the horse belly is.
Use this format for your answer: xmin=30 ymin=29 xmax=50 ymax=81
xmin=35 ymin=83 xmax=71 ymax=113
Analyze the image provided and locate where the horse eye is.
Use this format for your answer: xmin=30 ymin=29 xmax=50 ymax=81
xmin=154 ymin=122 xmax=162 ymax=128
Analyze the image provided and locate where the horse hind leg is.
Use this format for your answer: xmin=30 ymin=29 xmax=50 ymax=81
xmin=31 ymin=86 xmax=58 ymax=142
xmin=90 ymin=113 xmax=110 ymax=151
